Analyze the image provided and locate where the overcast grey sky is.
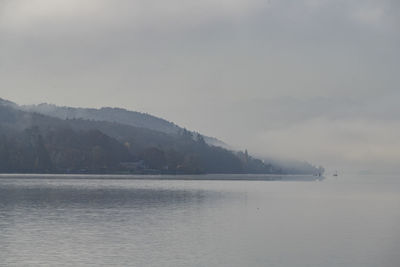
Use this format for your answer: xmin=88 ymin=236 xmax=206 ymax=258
xmin=1 ymin=0 xmax=399 ymax=173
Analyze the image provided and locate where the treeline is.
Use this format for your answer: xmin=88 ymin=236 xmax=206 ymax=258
xmin=0 ymin=103 xmax=287 ymax=174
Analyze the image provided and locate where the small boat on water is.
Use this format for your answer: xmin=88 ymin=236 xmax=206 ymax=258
xmin=333 ymin=171 xmax=338 ymax=177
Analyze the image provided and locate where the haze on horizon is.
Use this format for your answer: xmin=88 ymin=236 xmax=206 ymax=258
xmin=1 ymin=0 xmax=399 ymax=174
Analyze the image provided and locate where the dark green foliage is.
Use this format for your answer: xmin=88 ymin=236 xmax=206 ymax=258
xmin=0 ymin=101 xmax=321 ymax=174
xmin=0 ymin=127 xmax=52 ymax=172
xmin=140 ymin=147 xmax=166 ymax=170
xmin=44 ymin=128 xmax=133 ymax=172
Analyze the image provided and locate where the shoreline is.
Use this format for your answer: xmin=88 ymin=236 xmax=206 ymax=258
xmin=0 ymin=173 xmax=324 ymax=181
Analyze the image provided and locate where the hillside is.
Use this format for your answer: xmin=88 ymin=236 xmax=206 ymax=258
xmin=0 ymin=99 xmax=288 ymax=174
xmin=0 ymin=98 xmax=323 ymax=175
xmin=21 ymin=103 xmax=228 ymax=148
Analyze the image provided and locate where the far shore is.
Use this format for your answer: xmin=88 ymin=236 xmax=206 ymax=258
xmin=0 ymin=173 xmax=324 ymax=181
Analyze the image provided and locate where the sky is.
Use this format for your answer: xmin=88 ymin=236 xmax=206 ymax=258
xmin=1 ymin=0 xmax=399 ymax=173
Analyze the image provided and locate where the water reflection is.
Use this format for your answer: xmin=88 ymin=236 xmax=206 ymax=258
xmin=0 ymin=184 xmax=212 ymax=209
xmin=0 ymin=178 xmax=239 ymax=266
xmin=0 ymin=175 xmax=398 ymax=267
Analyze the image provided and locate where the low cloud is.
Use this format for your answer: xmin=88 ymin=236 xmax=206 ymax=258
xmin=1 ymin=0 xmax=399 ymax=173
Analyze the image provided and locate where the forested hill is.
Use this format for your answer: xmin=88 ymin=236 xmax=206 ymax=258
xmin=21 ymin=103 xmax=228 ymax=148
xmin=0 ymin=98 xmax=323 ymax=175
xmin=23 ymin=103 xmax=181 ymax=134
xmin=0 ymin=100 xmax=276 ymax=174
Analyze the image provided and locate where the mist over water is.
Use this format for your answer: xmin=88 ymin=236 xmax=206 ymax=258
xmin=2 ymin=1 xmax=399 ymax=265
xmin=0 ymin=175 xmax=399 ymax=267
xmin=2 ymin=0 xmax=400 ymax=173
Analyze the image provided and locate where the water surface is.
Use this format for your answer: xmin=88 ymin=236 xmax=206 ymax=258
xmin=0 ymin=174 xmax=399 ymax=266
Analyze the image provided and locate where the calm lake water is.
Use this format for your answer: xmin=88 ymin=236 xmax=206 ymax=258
xmin=0 ymin=174 xmax=399 ymax=266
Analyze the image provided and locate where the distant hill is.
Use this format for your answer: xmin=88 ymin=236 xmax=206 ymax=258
xmin=0 ymin=99 xmax=284 ymax=174
xmin=21 ymin=103 xmax=229 ymax=148
xmin=23 ymin=103 xmax=181 ymax=134
xmin=0 ymin=98 xmax=323 ymax=175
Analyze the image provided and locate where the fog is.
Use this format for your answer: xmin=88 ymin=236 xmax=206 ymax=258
xmin=1 ymin=0 xmax=399 ymax=173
